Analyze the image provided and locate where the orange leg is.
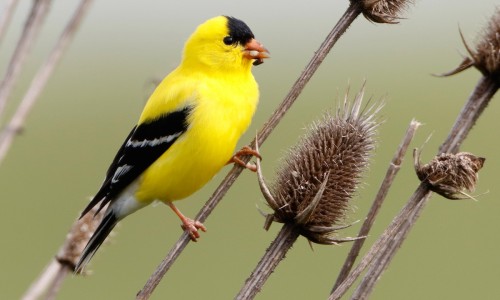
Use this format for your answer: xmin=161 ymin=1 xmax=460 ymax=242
xmin=167 ymin=202 xmax=206 ymax=242
xmin=227 ymin=146 xmax=262 ymax=172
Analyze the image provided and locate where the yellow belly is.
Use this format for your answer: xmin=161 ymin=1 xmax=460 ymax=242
xmin=134 ymin=74 xmax=258 ymax=203
xmin=135 ymin=127 xmax=236 ymax=202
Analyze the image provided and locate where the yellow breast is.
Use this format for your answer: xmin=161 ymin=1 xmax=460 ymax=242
xmin=135 ymin=69 xmax=258 ymax=202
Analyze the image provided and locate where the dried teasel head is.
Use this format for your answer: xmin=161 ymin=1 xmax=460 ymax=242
xmin=57 ymin=204 xmax=108 ymax=274
xmin=257 ymin=85 xmax=380 ymax=244
xmin=440 ymin=9 xmax=500 ymax=79
xmin=414 ymin=149 xmax=485 ymax=200
xmin=352 ymin=0 xmax=414 ymax=24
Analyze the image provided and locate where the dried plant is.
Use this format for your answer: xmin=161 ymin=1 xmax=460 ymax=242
xmin=332 ymin=119 xmax=420 ymax=292
xmin=330 ymin=8 xmax=498 ymax=300
xmin=263 ymin=86 xmax=380 ymax=243
xmin=355 ymin=0 xmax=413 ymax=24
xmin=235 ymin=86 xmax=380 ymax=300
xmin=57 ymin=206 xmax=108 ymax=273
xmin=0 ymin=0 xmax=51 ymax=122
xmin=440 ymin=8 xmax=500 ymax=78
xmin=22 ymin=204 xmax=106 ymax=300
xmin=414 ymin=150 xmax=485 ymax=200
xmin=0 ymin=0 xmax=19 ymax=46
xmin=0 ymin=0 xmax=93 ymax=165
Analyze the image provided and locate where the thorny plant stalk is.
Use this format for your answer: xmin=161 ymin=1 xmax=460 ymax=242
xmin=350 ymin=198 xmax=425 ymax=300
xmin=22 ymin=204 xmax=106 ymax=300
xmin=0 ymin=0 xmax=51 ymax=122
xmin=0 ymin=0 xmax=19 ymax=46
xmin=329 ymin=24 xmax=499 ymax=300
xmin=136 ymin=3 xmax=364 ymax=299
xmin=345 ymin=76 xmax=497 ymax=300
xmin=345 ymin=10 xmax=500 ymax=299
xmin=236 ymin=86 xmax=379 ymax=300
xmin=235 ymin=224 xmax=301 ymax=300
xmin=0 ymin=0 xmax=93 ymax=166
xmin=22 ymin=261 xmax=64 ymax=300
xmin=328 ymin=184 xmax=432 ymax=300
xmin=17 ymin=1 xmax=95 ymax=299
xmin=332 ymin=119 xmax=420 ymax=292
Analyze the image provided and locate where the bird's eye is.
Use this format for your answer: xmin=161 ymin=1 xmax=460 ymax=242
xmin=223 ymin=36 xmax=234 ymax=45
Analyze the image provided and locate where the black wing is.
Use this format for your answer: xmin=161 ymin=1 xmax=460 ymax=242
xmin=80 ymin=106 xmax=191 ymax=218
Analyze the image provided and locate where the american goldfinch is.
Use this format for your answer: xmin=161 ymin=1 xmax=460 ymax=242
xmin=75 ymin=16 xmax=269 ymax=272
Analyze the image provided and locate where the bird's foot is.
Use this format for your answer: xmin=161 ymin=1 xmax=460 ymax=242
xmin=167 ymin=202 xmax=207 ymax=241
xmin=229 ymin=146 xmax=262 ymax=172
xmin=180 ymin=218 xmax=207 ymax=242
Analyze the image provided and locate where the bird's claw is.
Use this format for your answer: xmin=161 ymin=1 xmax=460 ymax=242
xmin=180 ymin=218 xmax=207 ymax=242
xmin=229 ymin=146 xmax=262 ymax=172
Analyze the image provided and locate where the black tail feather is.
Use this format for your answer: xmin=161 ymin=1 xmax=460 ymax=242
xmin=75 ymin=211 xmax=118 ymax=273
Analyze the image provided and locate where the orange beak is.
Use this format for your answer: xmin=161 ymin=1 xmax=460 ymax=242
xmin=243 ymin=38 xmax=270 ymax=66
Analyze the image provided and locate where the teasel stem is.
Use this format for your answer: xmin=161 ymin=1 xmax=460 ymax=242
xmin=235 ymin=224 xmax=301 ymax=300
xmin=237 ymin=161 xmax=362 ymax=300
xmin=0 ymin=0 xmax=51 ymax=122
xmin=235 ymin=85 xmax=379 ymax=300
xmin=17 ymin=3 xmax=94 ymax=299
xmin=328 ymin=184 xmax=432 ymax=300
xmin=356 ymin=150 xmax=484 ymax=300
xmin=332 ymin=119 xmax=420 ymax=292
xmin=345 ymin=79 xmax=495 ymax=300
xmin=330 ymin=79 xmax=495 ymax=299
xmin=350 ymin=198 xmax=425 ymax=300
xmin=22 ymin=203 xmax=106 ymax=300
xmin=330 ymin=11 xmax=498 ymax=299
xmin=0 ymin=0 xmax=93 ymax=166
xmin=0 ymin=0 xmax=19 ymax=46
xmin=440 ymin=76 xmax=498 ymax=154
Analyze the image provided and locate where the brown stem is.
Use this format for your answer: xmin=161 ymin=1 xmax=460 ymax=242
xmin=44 ymin=264 xmax=70 ymax=300
xmin=22 ymin=260 xmax=61 ymax=300
xmin=329 ymin=75 xmax=498 ymax=299
xmin=350 ymin=77 xmax=498 ymax=299
xmin=136 ymin=3 xmax=364 ymax=299
xmin=328 ymin=184 xmax=432 ymax=300
xmin=235 ymin=224 xmax=300 ymax=300
xmin=351 ymin=197 xmax=426 ymax=299
xmin=12 ymin=2 xmax=93 ymax=297
xmin=0 ymin=0 xmax=51 ymax=122
xmin=331 ymin=119 xmax=420 ymax=292
xmin=23 ymin=186 xmax=104 ymax=300
xmin=0 ymin=0 xmax=93 ymax=165
xmin=0 ymin=0 xmax=19 ymax=46
xmin=252 ymin=2 xmax=362 ymax=146
xmin=439 ymin=76 xmax=498 ymax=153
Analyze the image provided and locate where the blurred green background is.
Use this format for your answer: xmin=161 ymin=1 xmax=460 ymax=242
xmin=1 ymin=1 xmax=499 ymax=299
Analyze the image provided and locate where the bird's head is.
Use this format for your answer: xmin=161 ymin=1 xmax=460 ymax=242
xmin=182 ymin=16 xmax=269 ymax=73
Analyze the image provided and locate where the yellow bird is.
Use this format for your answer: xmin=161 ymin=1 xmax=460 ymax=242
xmin=75 ymin=16 xmax=269 ymax=272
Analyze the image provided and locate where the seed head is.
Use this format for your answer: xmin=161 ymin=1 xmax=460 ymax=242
xmin=353 ymin=0 xmax=414 ymax=24
xmin=440 ymin=9 xmax=500 ymax=78
xmin=260 ymin=86 xmax=380 ymax=244
xmin=56 ymin=205 xmax=108 ymax=273
xmin=414 ymin=150 xmax=485 ymax=200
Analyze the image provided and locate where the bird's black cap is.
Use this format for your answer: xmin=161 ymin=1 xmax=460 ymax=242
xmin=225 ymin=16 xmax=255 ymax=45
